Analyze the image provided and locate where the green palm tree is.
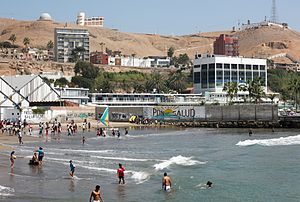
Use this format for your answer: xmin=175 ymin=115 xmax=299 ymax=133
xmin=167 ymin=70 xmax=187 ymax=93
xmin=287 ymin=78 xmax=300 ymax=110
xmin=223 ymin=82 xmax=238 ymax=104
xmin=8 ymin=34 xmax=16 ymax=46
xmin=145 ymin=72 xmax=167 ymax=93
xmin=23 ymin=37 xmax=30 ymax=48
xmin=247 ymin=77 xmax=265 ymax=104
xmin=47 ymin=40 xmax=54 ymax=50
xmin=70 ymin=46 xmax=86 ymax=62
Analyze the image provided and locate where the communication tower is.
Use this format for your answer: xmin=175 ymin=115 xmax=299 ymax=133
xmin=271 ymin=0 xmax=279 ymax=23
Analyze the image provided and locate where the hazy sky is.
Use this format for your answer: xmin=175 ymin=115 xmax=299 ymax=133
xmin=0 ymin=0 xmax=296 ymax=35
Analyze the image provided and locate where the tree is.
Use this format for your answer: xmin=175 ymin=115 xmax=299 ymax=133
xmin=287 ymin=78 xmax=300 ymax=110
xmin=54 ymin=77 xmax=69 ymax=87
xmin=167 ymin=47 xmax=174 ymax=58
xmin=74 ymin=61 xmax=99 ymax=79
xmin=174 ymin=53 xmax=190 ymax=67
xmin=70 ymin=46 xmax=86 ymax=62
xmin=23 ymin=37 xmax=30 ymax=48
xmin=268 ymin=93 xmax=277 ymax=104
xmin=8 ymin=34 xmax=16 ymax=46
xmin=247 ymin=77 xmax=265 ymax=104
xmin=47 ymin=40 xmax=54 ymax=50
xmin=166 ymin=70 xmax=187 ymax=93
xmin=145 ymin=72 xmax=167 ymax=93
xmin=223 ymin=82 xmax=238 ymax=104
xmin=71 ymin=76 xmax=93 ymax=89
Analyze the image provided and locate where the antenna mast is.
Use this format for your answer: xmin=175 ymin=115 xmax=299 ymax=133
xmin=271 ymin=0 xmax=279 ymax=23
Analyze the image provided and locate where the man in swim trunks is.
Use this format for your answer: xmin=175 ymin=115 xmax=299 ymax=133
xmin=162 ymin=172 xmax=172 ymax=191
xmin=69 ymin=160 xmax=75 ymax=177
xmin=117 ymin=163 xmax=125 ymax=184
xmin=89 ymin=185 xmax=104 ymax=202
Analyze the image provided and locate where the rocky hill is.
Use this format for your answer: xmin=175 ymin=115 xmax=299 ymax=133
xmin=1 ymin=18 xmax=300 ymax=73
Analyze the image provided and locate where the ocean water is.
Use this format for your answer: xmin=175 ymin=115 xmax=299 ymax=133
xmin=0 ymin=127 xmax=300 ymax=202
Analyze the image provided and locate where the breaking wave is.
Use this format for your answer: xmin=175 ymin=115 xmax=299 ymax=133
xmin=0 ymin=185 xmax=14 ymax=196
xmin=236 ymin=135 xmax=300 ymax=147
xmin=153 ymin=155 xmax=206 ymax=170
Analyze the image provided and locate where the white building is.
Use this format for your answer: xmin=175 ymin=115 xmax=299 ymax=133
xmin=55 ymin=87 xmax=89 ymax=105
xmin=121 ymin=57 xmax=152 ymax=68
xmin=0 ymin=75 xmax=60 ymax=120
xmin=77 ymin=12 xmax=104 ymax=28
xmin=54 ymin=28 xmax=90 ymax=63
xmin=193 ymin=54 xmax=267 ymax=101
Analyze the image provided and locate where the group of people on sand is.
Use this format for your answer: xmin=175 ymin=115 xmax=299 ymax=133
xmin=97 ymin=128 xmax=128 ymax=138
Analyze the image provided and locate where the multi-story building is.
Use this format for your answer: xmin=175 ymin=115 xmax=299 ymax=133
xmin=193 ymin=54 xmax=267 ymax=95
xmin=77 ymin=12 xmax=104 ymax=28
xmin=213 ymin=34 xmax=239 ymax=56
xmin=90 ymin=52 xmax=108 ymax=65
xmin=55 ymin=87 xmax=89 ymax=105
xmin=54 ymin=28 xmax=89 ymax=63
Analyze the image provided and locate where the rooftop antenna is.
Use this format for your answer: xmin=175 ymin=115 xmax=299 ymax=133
xmin=271 ymin=0 xmax=279 ymax=23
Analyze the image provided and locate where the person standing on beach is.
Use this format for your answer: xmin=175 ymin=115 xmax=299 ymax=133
xmin=10 ymin=151 xmax=16 ymax=169
xmin=88 ymin=122 xmax=91 ymax=132
xmin=89 ymin=185 xmax=104 ymax=202
xmin=82 ymin=136 xmax=86 ymax=145
xmin=29 ymin=124 xmax=33 ymax=136
xmin=17 ymin=128 xmax=23 ymax=145
xmin=36 ymin=147 xmax=44 ymax=165
xmin=162 ymin=172 xmax=172 ymax=191
xmin=117 ymin=130 xmax=121 ymax=138
xmin=117 ymin=163 xmax=125 ymax=184
xmin=112 ymin=129 xmax=115 ymax=137
xmin=69 ymin=160 xmax=75 ymax=177
xmin=124 ymin=128 xmax=128 ymax=136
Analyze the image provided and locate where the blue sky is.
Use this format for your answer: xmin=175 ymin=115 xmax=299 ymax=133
xmin=0 ymin=0 xmax=297 ymax=35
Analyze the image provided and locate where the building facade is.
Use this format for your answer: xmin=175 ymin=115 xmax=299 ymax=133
xmin=90 ymin=52 xmax=108 ymax=65
xmin=77 ymin=12 xmax=104 ymax=28
xmin=55 ymin=87 xmax=89 ymax=105
xmin=193 ymin=54 xmax=267 ymax=94
xmin=0 ymin=75 xmax=60 ymax=120
xmin=213 ymin=34 xmax=239 ymax=56
xmin=54 ymin=28 xmax=89 ymax=63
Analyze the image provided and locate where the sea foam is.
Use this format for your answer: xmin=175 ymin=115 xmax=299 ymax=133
xmin=153 ymin=155 xmax=206 ymax=170
xmin=130 ymin=171 xmax=151 ymax=184
xmin=0 ymin=185 xmax=14 ymax=196
xmin=236 ymin=135 xmax=300 ymax=147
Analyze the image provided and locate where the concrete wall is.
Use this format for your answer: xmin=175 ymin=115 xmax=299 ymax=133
xmin=95 ymin=105 xmax=278 ymax=122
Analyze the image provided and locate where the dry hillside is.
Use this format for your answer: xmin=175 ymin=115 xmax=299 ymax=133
xmin=0 ymin=18 xmax=300 ymax=73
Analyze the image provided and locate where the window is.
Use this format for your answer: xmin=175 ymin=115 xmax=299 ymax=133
xmin=253 ymin=71 xmax=259 ymax=79
xmin=224 ymin=71 xmax=230 ymax=83
xmin=194 ymin=65 xmax=200 ymax=69
xmin=232 ymin=64 xmax=237 ymax=69
xmin=216 ymin=63 xmax=222 ymax=69
xmin=216 ymin=70 xmax=223 ymax=87
xmin=239 ymin=64 xmax=245 ymax=70
xmin=239 ymin=71 xmax=245 ymax=82
xmin=224 ymin=64 xmax=230 ymax=69
xmin=208 ymin=64 xmax=215 ymax=88
xmin=246 ymin=71 xmax=252 ymax=81
xmin=260 ymin=65 xmax=266 ymax=70
xmin=253 ymin=65 xmax=259 ymax=70
xmin=201 ymin=65 xmax=208 ymax=88
xmin=232 ymin=71 xmax=238 ymax=82
xmin=194 ymin=72 xmax=200 ymax=84
xmin=246 ymin=65 xmax=252 ymax=70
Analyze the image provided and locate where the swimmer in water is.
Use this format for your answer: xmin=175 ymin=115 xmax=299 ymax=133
xmin=10 ymin=151 xmax=16 ymax=169
xmin=69 ymin=160 xmax=75 ymax=177
xmin=162 ymin=172 xmax=172 ymax=191
xmin=89 ymin=185 xmax=104 ymax=202
xmin=248 ymin=128 xmax=253 ymax=136
xmin=117 ymin=163 xmax=125 ymax=184
xmin=124 ymin=128 xmax=128 ymax=135
xmin=82 ymin=136 xmax=86 ymax=145
xmin=206 ymin=181 xmax=213 ymax=188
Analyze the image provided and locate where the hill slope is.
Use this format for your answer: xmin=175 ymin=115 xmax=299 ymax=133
xmin=1 ymin=18 xmax=300 ymax=61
